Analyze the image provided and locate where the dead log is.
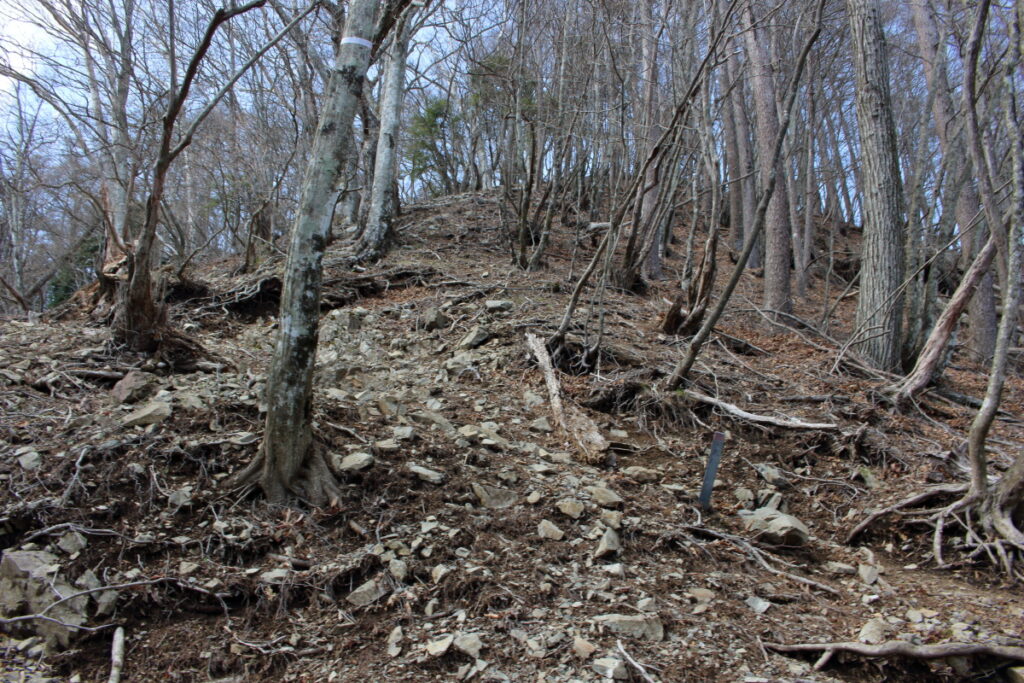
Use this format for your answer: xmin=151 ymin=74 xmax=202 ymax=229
xmin=766 ymin=639 xmax=1024 ymax=671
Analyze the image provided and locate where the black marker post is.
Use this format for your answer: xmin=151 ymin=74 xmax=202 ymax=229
xmin=699 ymin=431 xmax=726 ymax=511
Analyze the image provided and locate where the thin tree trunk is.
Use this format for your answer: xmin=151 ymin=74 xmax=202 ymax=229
xmin=356 ymin=9 xmax=415 ymax=263
xmin=911 ymin=0 xmax=997 ymax=363
xmin=255 ymin=0 xmax=379 ymax=504
xmin=741 ymin=0 xmax=791 ymax=314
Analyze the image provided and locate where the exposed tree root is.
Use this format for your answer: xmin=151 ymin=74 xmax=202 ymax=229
xmin=227 ymin=444 xmax=344 ymax=507
xmin=846 ymin=483 xmax=967 ymax=544
xmin=765 ymin=639 xmax=1024 ymax=672
xmin=847 ymin=483 xmax=1024 ymax=577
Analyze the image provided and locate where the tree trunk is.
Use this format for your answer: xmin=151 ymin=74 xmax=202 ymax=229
xmin=357 ymin=10 xmax=414 ymax=263
xmin=741 ymin=1 xmax=791 ymax=314
xmin=911 ymin=0 xmax=997 ymax=363
xmin=255 ymin=0 xmax=378 ymax=504
xmin=847 ymin=0 xmax=906 ymax=372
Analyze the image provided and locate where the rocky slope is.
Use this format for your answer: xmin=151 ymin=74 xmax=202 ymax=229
xmin=2 ymin=192 xmax=1023 ymax=682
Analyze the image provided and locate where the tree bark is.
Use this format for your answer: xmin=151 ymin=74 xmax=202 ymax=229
xmin=256 ymin=0 xmax=378 ymax=504
xmin=846 ymin=0 xmax=906 ymax=372
xmin=356 ymin=9 xmax=415 ymax=263
xmin=741 ymin=1 xmax=791 ymax=314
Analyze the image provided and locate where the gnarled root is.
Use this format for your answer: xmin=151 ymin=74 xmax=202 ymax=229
xmin=848 ymin=483 xmax=1024 ymax=577
xmin=227 ymin=444 xmax=344 ymax=507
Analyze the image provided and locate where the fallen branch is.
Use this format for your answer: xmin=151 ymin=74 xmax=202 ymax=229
xmin=682 ymin=390 xmax=837 ymax=430
xmin=107 ymin=627 xmax=126 ymax=683
xmin=765 ymin=640 xmax=1024 ymax=671
xmin=526 ymin=332 xmax=609 ymax=463
xmin=617 ymin=640 xmax=658 ymax=683
xmin=525 ymin=332 xmax=566 ymax=429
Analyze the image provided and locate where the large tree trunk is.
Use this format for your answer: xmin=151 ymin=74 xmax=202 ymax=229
xmin=253 ymin=0 xmax=379 ymax=504
xmin=741 ymin=0 xmax=791 ymax=314
xmin=847 ymin=0 xmax=906 ymax=371
xmin=356 ymin=10 xmax=415 ymax=263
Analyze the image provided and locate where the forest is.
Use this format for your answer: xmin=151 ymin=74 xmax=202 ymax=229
xmin=1 ymin=0 xmax=1023 ymax=680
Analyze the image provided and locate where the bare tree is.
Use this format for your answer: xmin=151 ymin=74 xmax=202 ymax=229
xmin=231 ymin=0 xmax=413 ymax=504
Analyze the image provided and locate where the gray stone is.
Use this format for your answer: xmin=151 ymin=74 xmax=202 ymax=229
xmin=485 ymin=300 xmax=514 ymax=312
xmin=824 ymin=561 xmax=857 ymax=576
xmin=1006 ymin=667 xmax=1024 ymax=683
xmin=18 ymin=451 xmax=42 ymax=471
xmin=387 ymin=625 xmax=404 ymax=657
xmin=392 ymin=425 xmax=415 ymax=441
xmin=600 ymin=509 xmax=623 ymax=529
xmin=739 ymin=507 xmax=809 ymax=546
xmin=472 ymin=483 xmax=518 ymax=509
xmin=454 ymin=633 xmax=483 ymax=658
xmin=335 ymin=452 xmax=374 ymax=472
xmin=56 ymin=533 xmax=87 ymax=555
xmin=594 ymin=528 xmax=621 ymax=558
xmin=592 ymin=657 xmax=628 ymax=679
xmin=0 ymin=551 xmax=86 ymax=649
xmin=689 ymin=587 xmax=715 ymax=604
xmin=623 ymin=466 xmax=660 ymax=483
xmin=593 ymin=613 xmax=663 ymax=641
xmin=858 ymin=564 xmax=879 ymax=585
xmin=537 ymin=520 xmax=564 ymax=540
xmin=408 ymin=464 xmax=445 ymax=484
xmin=122 ymin=400 xmax=172 ymax=427
xmin=420 ymin=308 xmax=450 ymax=331
xmin=458 ymin=326 xmax=491 ymax=349
xmin=445 ymin=351 xmax=477 ymax=372
xmin=637 ymin=597 xmax=657 ymax=612
xmin=745 ymin=596 xmax=772 ymax=614
xmin=426 ymin=635 xmax=454 ymax=656
xmin=260 ymin=568 xmax=291 ymax=584
xmin=754 ymin=463 xmax=791 ymax=488
xmin=858 ymin=617 xmax=889 ymax=645
xmin=110 ymin=370 xmax=156 ymax=404
xmin=389 ymin=559 xmax=408 ymax=582
xmin=523 ymin=391 xmax=544 ymax=409
xmin=573 ymin=636 xmax=597 ymax=659
xmin=585 ymin=485 xmax=623 ymax=508
xmin=346 ymin=578 xmax=388 ymax=607
xmin=529 ymin=416 xmax=553 ymax=433
xmin=556 ymin=498 xmax=585 ymax=519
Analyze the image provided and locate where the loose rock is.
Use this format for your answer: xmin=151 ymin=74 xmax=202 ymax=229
xmin=594 ymin=527 xmax=621 ymax=558
xmin=472 ymin=483 xmax=518 ymax=509
xmin=346 ymin=578 xmax=388 ymax=607
xmin=585 ymin=485 xmax=623 ymax=508
xmin=556 ymin=498 xmax=585 ymax=519
xmin=408 ymin=464 xmax=445 ymax=484
xmin=122 ymin=400 xmax=172 ymax=427
xmin=739 ymin=507 xmax=809 ymax=546
xmin=593 ymin=613 xmax=664 ymax=641
xmin=537 ymin=519 xmax=564 ymax=540
xmin=459 ymin=326 xmax=491 ymax=349
xmin=592 ymin=658 xmax=628 ymax=679
xmin=454 ymin=633 xmax=483 ymax=658
xmin=334 ymin=452 xmax=374 ymax=472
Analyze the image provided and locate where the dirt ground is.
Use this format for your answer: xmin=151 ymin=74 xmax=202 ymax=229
xmin=2 ymin=191 xmax=1023 ymax=682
